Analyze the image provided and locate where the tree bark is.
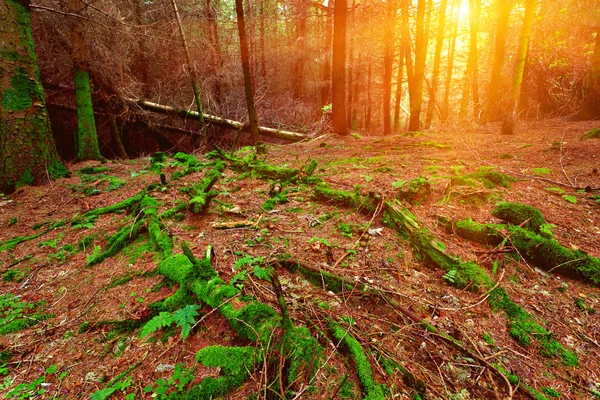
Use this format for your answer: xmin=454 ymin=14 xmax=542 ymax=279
xmin=69 ymin=0 xmax=103 ymax=161
xmin=484 ymin=0 xmax=513 ymax=122
xmin=393 ymin=49 xmax=405 ymax=132
xmin=408 ymin=0 xmax=429 ymax=131
xmin=207 ymin=0 xmax=223 ymax=101
xmin=459 ymin=0 xmax=481 ymax=120
xmin=571 ymin=27 xmax=600 ymax=120
xmin=382 ymin=0 xmax=396 ymax=135
xmin=0 ymin=0 xmax=68 ymax=193
xmin=331 ymin=0 xmax=348 ymax=135
xmin=424 ymin=0 xmax=448 ymax=129
xmin=293 ymin=0 xmax=307 ymax=99
xmin=442 ymin=0 xmax=460 ymax=120
xmin=321 ymin=2 xmax=333 ymax=108
xmin=171 ymin=0 xmax=206 ymax=143
xmin=235 ymin=0 xmax=261 ymax=145
xmin=501 ymin=0 xmax=537 ymax=135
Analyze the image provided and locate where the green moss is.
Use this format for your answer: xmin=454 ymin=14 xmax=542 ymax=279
xmin=182 ymin=346 xmax=260 ymax=399
xmin=541 ymin=387 xmax=561 ymax=398
xmin=262 ymin=191 xmax=288 ymax=211
xmin=0 ymin=231 xmax=44 ymax=252
xmin=74 ymin=68 xmax=103 ymax=161
xmin=78 ymin=166 xmax=110 ymax=175
xmin=87 ymin=220 xmax=143 ymax=266
xmin=580 ymin=127 xmax=600 ymax=141
xmin=492 ymin=202 xmax=547 ymax=233
xmin=329 ymin=322 xmax=385 ymax=400
xmin=396 ymin=176 xmax=431 ymax=205
xmin=453 ymin=167 xmax=518 ymax=189
xmin=17 ymin=168 xmax=34 ymax=187
xmin=1 ymin=67 xmax=44 ymax=111
xmin=313 ymin=184 xmax=378 ymax=215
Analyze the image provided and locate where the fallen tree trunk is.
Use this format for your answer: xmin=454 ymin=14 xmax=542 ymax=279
xmin=128 ymin=99 xmax=308 ymax=142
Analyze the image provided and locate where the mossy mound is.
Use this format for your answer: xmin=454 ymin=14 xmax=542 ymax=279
xmin=580 ymin=127 xmax=600 ymax=141
xmin=452 ymin=167 xmax=518 ymax=189
xmin=396 ymin=176 xmax=431 ymax=205
xmin=492 ymin=202 xmax=547 ymax=233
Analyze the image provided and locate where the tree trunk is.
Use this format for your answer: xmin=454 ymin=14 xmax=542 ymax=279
xmin=459 ymin=0 xmax=481 ymax=120
xmin=236 ymin=0 xmax=261 ymax=145
xmin=110 ymin=118 xmax=129 ymax=160
xmin=442 ymin=0 xmax=460 ymax=120
xmin=484 ymin=0 xmax=512 ymax=122
xmin=259 ymin=0 xmax=267 ymax=80
xmin=207 ymin=0 xmax=223 ymax=101
xmin=346 ymin=21 xmax=355 ymax=128
xmin=0 ymin=0 xmax=68 ymax=193
xmin=570 ymin=27 xmax=600 ymax=120
xmin=408 ymin=0 xmax=429 ymax=131
xmin=69 ymin=0 xmax=103 ymax=161
xmin=293 ymin=0 xmax=307 ymax=99
xmin=401 ymin=0 xmax=414 ymax=110
xmin=393 ymin=49 xmax=405 ymax=132
xmin=382 ymin=0 xmax=396 ymax=135
xmin=425 ymin=0 xmax=448 ymax=129
xmin=366 ymin=59 xmax=373 ymax=131
xmin=171 ymin=0 xmax=206 ymax=144
xmin=331 ymin=0 xmax=348 ymax=135
xmin=321 ymin=1 xmax=333 ymax=108
xmin=501 ymin=0 xmax=537 ymax=135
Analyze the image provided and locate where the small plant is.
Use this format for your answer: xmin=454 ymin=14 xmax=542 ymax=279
xmin=580 ymin=127 xmax=600 ymax=141
xmin=531 ymin=168 xmax=552 ymax=176
xmin=351 ymin=132 xmax=362 ymax=140
xmin=0 ymin=294 xmax=42 ymax=335
xmin=308 ymin=237 xmax=332 ymax=247
xmin=140 ymin=304 xmax=201 ymax=341
xmin=442 ymin=270 xmax=458 ymax=284
xmin=482 ymin=332 xmax=495 ymax=346
xmin=391 ymin=180 xmax=405 ymax=189
xmin=6 ymin=365 xmax=58 ymax=399
xmin=545 ymin=187 xmax=565 ymax=195
xmin=142 ymin=363 xmax=194 ymax=398
xmin=562 ymin=195 xmax=577 ymax=204
xmin=90 ymin=377 xmax=134 ymax=400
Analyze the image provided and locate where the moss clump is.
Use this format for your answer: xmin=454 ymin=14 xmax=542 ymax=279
xmin=453 ymin=167 xmax=517 ymax=189
xmin=171 ymin=152 xmax=205 ymax=179
xmin=186 ymin=162 xmax=225 ymax=213
xmin=313 ymin=184 xmax=378 ymax=215
xmin=396 ymin=176 xmax=431 ymax=205
xmin=1 ymin=67 xmax=44 ymax=111
xmin=262 ymin=190 xmax=288 ymax=211
xmin=492 ymin=202 xmax=546 ymax=233
xmin=329 ymin=323 xmax=385 ymax=400
xmin=181 ymin=346 xmax=261 ymax=399
xmin=78 ymin=166 xmax=110 ymax=175
xmin=0 ymin=231 xmax=44 ymax=252
xmin=74 ymin=68 xmax=103 ymax=161
xmin=580 ymin=127 xmax=600 ymax=141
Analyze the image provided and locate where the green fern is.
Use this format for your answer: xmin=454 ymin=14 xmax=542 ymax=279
xmin=140 ymin=305 xmax=200 ymax=341
xmin=443 ymin=269 xmax=458 ymax=284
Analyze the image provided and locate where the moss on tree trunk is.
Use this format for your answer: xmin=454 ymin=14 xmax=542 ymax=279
xmin=0 ymin=0 xmax=68 ymax=193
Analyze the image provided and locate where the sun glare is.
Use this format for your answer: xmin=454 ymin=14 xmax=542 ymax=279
xmin=457 ymin=0 xmax=469 ymax=21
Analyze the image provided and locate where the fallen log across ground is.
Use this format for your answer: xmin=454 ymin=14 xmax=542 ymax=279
xmin=127 ymin=98 xmax=308 ymax=142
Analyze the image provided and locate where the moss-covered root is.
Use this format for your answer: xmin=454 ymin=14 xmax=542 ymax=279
xmin=492 ymin=202 xmax=547 ymax=233
xmin=87 ymin=220 xmax=144 ymax=266
xmin=176 ymin=346 xmax=261 ymax=400
xmin=187 ymin=162 xmax=225 ymax=213
xmin=383 ymin=200 xmax=578 ymax=366
xmin=207 ymin=147 xmax=299 ymax=182
xmin=329 ymin=323 xmax=385 ymax=400
xmin=73 ymin=192 xmax=144 ymax=223
xmin=312 ymin=184 xmax=379 ymax=215
xmin=396 ymin=176 xmax=432 ymax=205
xmin=445 ymin=218 xmax=600 ymax=287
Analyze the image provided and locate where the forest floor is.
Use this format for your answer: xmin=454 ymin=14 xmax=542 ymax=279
xmin=1 ymin=119 xmax=600 ymax=400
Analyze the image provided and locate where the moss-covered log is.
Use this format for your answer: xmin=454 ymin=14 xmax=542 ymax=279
xmin=383 ymin=200 xmax=577 ymax=365
xmin=492 ymin=202 xmax=547 ymax=233
xmin=186 ymin=162 xmax=225 ymax=213
xmin=0 ymin=0 xmax=69 ymax=193
xmin=440 ymin=218 xmax=600 ymax=287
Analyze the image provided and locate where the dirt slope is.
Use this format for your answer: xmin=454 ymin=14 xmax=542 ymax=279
xmin=0 ymin=120 xmax=599 ymax=399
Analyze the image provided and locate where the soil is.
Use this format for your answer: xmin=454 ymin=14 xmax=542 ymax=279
xmin=1 ymin=119 xmax=599 ymax=399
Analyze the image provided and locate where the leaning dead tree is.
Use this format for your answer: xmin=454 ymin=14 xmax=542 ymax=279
xmin=128 ymin=99 xmax=307 ymax=142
